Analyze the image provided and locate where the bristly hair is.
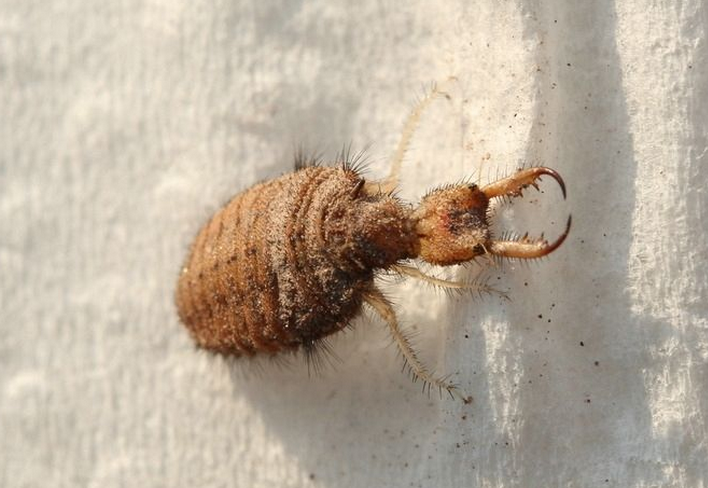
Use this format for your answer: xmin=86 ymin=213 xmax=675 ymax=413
xmin=335 ymin=142 xmax=372 ymax=174
xmin=301 ymin=337 xmax=341 ymax=376
xmin=422 ymin=175 xmax=480 ymax=199
xmin=395 ymin=330 xmax=458 ymax=400
xmin=294 ymin=145 xmax=323 ymax=170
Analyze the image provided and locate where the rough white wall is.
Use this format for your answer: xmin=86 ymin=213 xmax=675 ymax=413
xmin=1 ymin=1 xmax=706 ymax=487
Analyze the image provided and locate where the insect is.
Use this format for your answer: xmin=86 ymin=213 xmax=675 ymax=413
xmin=175 ymin=85 xmax=571 ymax=399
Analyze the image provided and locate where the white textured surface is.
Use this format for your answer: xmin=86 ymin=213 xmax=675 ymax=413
xmin=1 ymin=1 xmax=707 ymax=487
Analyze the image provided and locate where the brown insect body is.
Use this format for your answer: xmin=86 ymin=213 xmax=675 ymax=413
xmin=176 ymin=165 xmax=418 ymax=357
xmin=176 ymin=86 xmax=571 ymax=398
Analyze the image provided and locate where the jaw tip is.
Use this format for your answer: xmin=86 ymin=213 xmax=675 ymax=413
xmin=539 ymin=167 xmax=566 ymax=200
xmin=543 ymin=214 xmax=572 ymax=255
xmin=552 ymin=214 xmax=572 ymax=251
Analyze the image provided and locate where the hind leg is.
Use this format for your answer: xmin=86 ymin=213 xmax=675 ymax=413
xmin=364 ymin=287 xmax=464 ymax=399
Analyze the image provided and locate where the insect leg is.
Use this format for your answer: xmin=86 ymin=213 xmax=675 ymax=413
xmin=364 ymin=287 xmax=462 ymax=399
xmin=391 ymin=264 xmax=507 ymax=299
xmin=371 ymin=79 xmax=457 ymax=194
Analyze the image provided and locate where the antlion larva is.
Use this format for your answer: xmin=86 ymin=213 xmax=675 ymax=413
xmin=175 ymin=86 xmax=571 ymax=399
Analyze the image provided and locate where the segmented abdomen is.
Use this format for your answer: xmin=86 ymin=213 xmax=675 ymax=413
xmin=175 ymin=166 xmax=369 ymax=356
